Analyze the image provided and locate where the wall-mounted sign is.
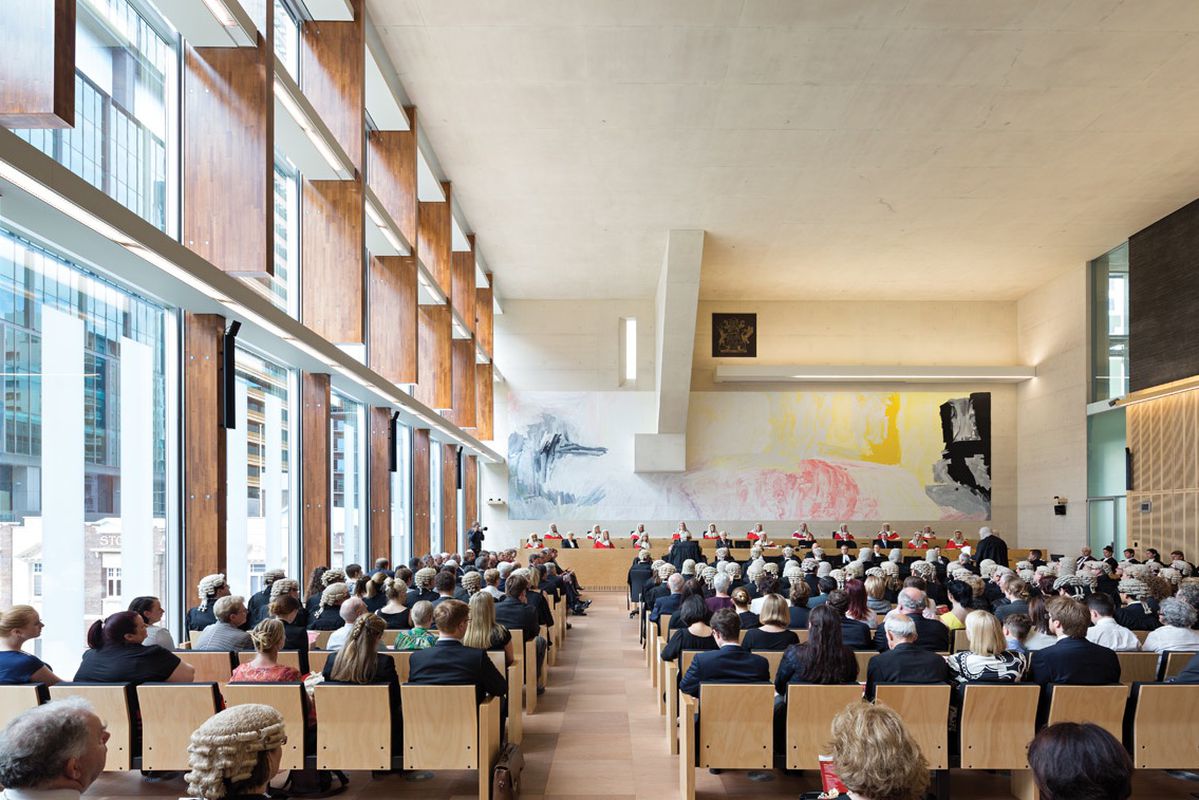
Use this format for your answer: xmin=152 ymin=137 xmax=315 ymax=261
xmin=712 ymin=313 xmax=757 ymax=358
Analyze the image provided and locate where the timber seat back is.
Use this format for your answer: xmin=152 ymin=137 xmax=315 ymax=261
xmin=696 ymin=683 xmax=774 ymax=769
xmin=188 ymin=630 xmax=203 ymax=647
xmin=1160 ymin=650 xmax=1195 ymax=681
xmin=237 ymin=650 xmax=302 ymax=673
xmin=314 ymin=683 xmax=392 ymax=770
xmin=785 ymin=684 xmax=865 ymax=769
xmin=0 ymin=683 xmax=46 ymax=729
xmin=223 ymin=682 xmax=307 ymax=770
xmin=388 ymin=650 xmax=414 ymax=683
xmin=507 ymin=628 xmax=537 ymax=714
xmin=487 ymin=650 xmax=522 ymax=744
xmin=401 ymin=685 xmax=501 ymax=800
xmin=1130 ymin=683 xmax=1199 ymax=769
xmin=759 ymin=650 xmax=784 ymax=679
xmin=854 ymin=650 xmax=877 ymax=676
xmin=174 ymin=650 xmax=235 ymax=684
xmin=873 ymin=684 xmax=951 ymax=769
xmin=1044 ymin=684 xmax=1129 ymax=740
xmin=308 ymin=650 xmax=334 ymax=675
xmin=952 ymin=629 xmax=969 ymax=653
xmin=136 ymin=683 xmax=222 ymax=771
xmin=958 ymin=684 xmax=1040 ymax=769
xmin=49 ymin=683 xmax=135 ymax=770
xmin=312 ymin=630 xmax=333 ymax=650
xmin=1117 ymin=652 xmax=1160 ymax=686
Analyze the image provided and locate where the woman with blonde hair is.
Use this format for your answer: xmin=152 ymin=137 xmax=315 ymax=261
xmin=742 ymin=595 xmax=799 ymax=651
xmin=230 ymin=619 xmax=301 ymax=683
xmin=946 ymin=610 xmax=1028 ymax=683
xmin=0 ymin=605 xmax=62 ymax=685
xmin=463 ymin=592 xmax=515 ymax=667
xmin=827 ymin=702 xmax=929 ymax=800
xmin=377 ymin=578 xmax=410 ymax=629
xmin=185 ymin=704 xmax=287 ymax=800
xmin=363 ymin=571 xmax=388 ymax=613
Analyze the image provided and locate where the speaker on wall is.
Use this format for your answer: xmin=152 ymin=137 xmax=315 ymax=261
xmin=456 ymin=445 xmax=464 ymax=489
xmin=220 ymin=321 xmax=241 ymax=430
xmin=388 ymin=411 xmax=400 ymax=472
xmin=1126 ymin=447 xmax=1134 ymax=491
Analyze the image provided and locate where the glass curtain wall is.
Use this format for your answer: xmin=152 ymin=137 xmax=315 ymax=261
xmin=0 ymin=226 xmax=170 ymax=673
xmin=1089 ymin=243 xmax=1130 ymax=402
xmin=13 ymin=0 xmax=177 ymax=234
xmin=430 ymin=440 xmax=442 ymax=554
xmin=226 ymin=347 xmax=294 ymax=595
xmin=392 ymin=423 xmax=412 ymax=568
xmin=330 ymin=391 xmax=365 ymax=568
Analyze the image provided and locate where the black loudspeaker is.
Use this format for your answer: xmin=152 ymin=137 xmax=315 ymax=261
xmin=1126 ymin=447 xmax=1134 ymax=491
xmin=388 ymin=412 xmax=400 ymax=472
xmin=220 ymin=321 xmax=241 ymax=430
xmin=456 ymin=445 xmax=464 ymax=489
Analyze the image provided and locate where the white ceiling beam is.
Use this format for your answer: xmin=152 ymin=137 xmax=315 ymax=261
xmin=298 ymin=0 xmax=352 ymax=21
xmin=153 ymin=0 xmax=257 ymax=47
xmin=713 ymin=365 xmax=1037 ymax=383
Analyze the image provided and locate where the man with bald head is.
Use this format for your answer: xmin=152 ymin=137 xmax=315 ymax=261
xmin=326 ymin=596 xmax=368 ymax=650
xmin=650 ymin=573 xmax=686 ymax=623
xmin=872 ymin=587 xmax=949 ymax=652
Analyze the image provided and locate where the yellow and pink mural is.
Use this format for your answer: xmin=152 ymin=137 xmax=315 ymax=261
xmin=507 ymin=390 xmax=991 ymax=521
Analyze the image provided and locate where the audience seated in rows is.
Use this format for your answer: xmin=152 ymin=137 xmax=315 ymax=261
xmin=1029 ymin=596 xmax=1120 ymax=687
xmin=1085 ymin=593 xmax=1140 ymax=652
xmin=661 ymin=596 xmax=716 ymax=664
xmin=376 ymin=577 xmax=411 ymax=629
xmin=74 ymin=611 xmax=194 ymax=684
xmin=231 ymin=619 xmax=302 ymax=683
xmin=742 ymin=595 xmax=798 ymax=651
xmin=679 ymin=609 xmax=768 ymax=697
xmin=308 ymin=583 xmax=350 ymax=631
xmin=195 ymin=596 xmax=253 ymax=651
xmin=326 ymin=597 xmax=369 ymax=651
xmin=462 ymin=591 xmax=515 ymax=667
xmin=872 ymin=588 xmax=949 ymax=652
xmin=866 ymin=611 xmax=950 ymax=698
xmin=947 ymin=610 xmax=1028 ymax=683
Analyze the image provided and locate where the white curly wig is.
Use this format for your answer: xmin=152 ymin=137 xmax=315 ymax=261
xmin=185 ymin=704 xmax=287 ymax=800
xmin=197 ymin=574 xmax=227 ymax=609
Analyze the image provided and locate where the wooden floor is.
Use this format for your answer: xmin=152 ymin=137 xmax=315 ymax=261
xmin=86 ymin=592 xmax=1198 ymax=800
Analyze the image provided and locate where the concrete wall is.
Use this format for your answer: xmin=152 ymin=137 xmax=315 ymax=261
xmin=482 ymin=297 xmax=1025 ymax=550
xmin=1016 ymin=265 xmax=1089 ymax=554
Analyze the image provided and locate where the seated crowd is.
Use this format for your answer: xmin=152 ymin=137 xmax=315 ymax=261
xmin=0 ymin=545 xmax=588 ymax=788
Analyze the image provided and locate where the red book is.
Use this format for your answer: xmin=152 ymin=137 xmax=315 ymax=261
xmin=818 ymin=755 xmax=848 ymax=796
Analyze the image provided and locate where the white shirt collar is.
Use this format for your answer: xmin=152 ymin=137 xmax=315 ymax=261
xmin=4 ymin=789 xmax=83 ymax=800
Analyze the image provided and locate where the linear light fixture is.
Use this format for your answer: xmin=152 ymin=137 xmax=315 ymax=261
xmin=365 ymin=194 xmax=405 ymax=254
xmin=273 ymin=77 xmax=345 ymax=174
xmin=201 ymin=0 xmax=236 ymax=26
xmin=714 ymin=365 xmax=1036 ymax=384
xmin=1110 ymin=375 xmax=1199 ymax=408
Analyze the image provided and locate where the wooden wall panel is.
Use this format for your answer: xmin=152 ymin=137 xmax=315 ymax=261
xmin=1127 ymin=391 xmax=1199 ymax=563
xmin=302 ymin=179 xmax=364 ymax=344
xmin=0 ymin=0 xmax=74 ymax=128
xmin=476 ymin=286 xmax=494 ymax=356
xmin=184 ymin=314 xmax=227 ymax=598
xmin=463 ymin=455 xmax=479 ymax=530
xmin=448 ymin=337 xmax=477 ymax=429
xmin=475 ymin=362 xmax=494 ymax=441
xmin=441 ymin=442 xmax=459 ymax=554
xmin=184 ymin=35 xmax=273 ymax=276
xmin=416 ymin=304 xmax=452 ymax=410
xmin=368 ymin=255 xmax=418 ymax=384
xmin=368 ymin=407 xmax=391 ymax=564
xmin=366 ymin=115 xmax=417 ymax=248
xmin=300 ymin=0 xmax=364 ymax=171
xmin=412 ymin=428 xmax=431 ymax=557
xmin=301 ymin=372 xmax=331 ymax=578
xmin=451 ymin=236 xmax=476 ymax=334
xmin=417 ymin=182 xmax=453 ymax=296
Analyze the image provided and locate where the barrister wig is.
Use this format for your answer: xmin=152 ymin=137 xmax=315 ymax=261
xmin=321 ymin=568 xmax=346 ymax=587
xmin=910 ymin=561 xmax=936 ymax=581
xmin=1117 ymin=577 xmax=1148 ymax=599
xmin=725 ymin=563 xmax=741 ymax=580
xmin=816 ymin=562 xmax=833 ymax=578
xmin=197 ymin=574 xmax=227 ymax=610
xmin=1171 ymin=560 xmax=1194 ymax=577
xmin=880 ymin=561 xmax=900 ymax=578
xmin=845 ymin=562 xmax=865 ymax=580
xmin=413 ymin=567 xmax=437 ymax=589
xmin=979 ymin=559 xmax=998 ymax=579
xmin=865 ymin=567 xmax=884 ymax=579
xmin=462 ymin=571 xmax=483 ymax=595
xmin=763 ymin=563 xmax=780 ymax=576
xmin=185 ymin=704 xmax=286 ymax=800
xmin=651 ymin=559 xmax=666 ymax=572
xmin=829 ymin=569 xmax=847 ymax=590
xmin=318 ymin=583 xmax=349 ymax=614
xmin=1016 ymin=560 xmax=1032 ymax=572
xmin=701 ymin=567 xmax=718 ymax=588
xmin=783 ymin=563 xmax=802 ymax=581
xmin=801 ymin=558 xmax=818 ymax=574
xmin=262 ymin=569 xmax=286 ymax=586
xmin=681 ymin=559 xmax=697 ymax=576
xmin=269 ymin=579 xmax=299 ymax=601
xmin=1159 ymin=567 xmax=1182 ymax=586
xmin=657 ymin=563 xmax=677 ymax=580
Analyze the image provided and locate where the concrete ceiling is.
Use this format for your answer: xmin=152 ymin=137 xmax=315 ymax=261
xmin=369 ymin=0 xmax=1199 ymax=301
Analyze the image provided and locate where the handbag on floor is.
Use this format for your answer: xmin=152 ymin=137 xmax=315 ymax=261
xmin=491 ymin=743 xmax=524 ymax=800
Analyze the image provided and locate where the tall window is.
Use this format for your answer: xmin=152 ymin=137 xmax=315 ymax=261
xmin=430 ymin=441 xmax=442 ymax=553
xmin=273 ymin=0 xmax=300 ymax=82
xmin=0 ymin=226 xmax=171 ymax=673
xmin=244 ymin=157 xmax=300 ymax=315
xmin=392 ymin=423 xmax=412 ymax=567
xmin=13 ymin=0 xmax=177 ymax=233
xmin=331 ymin=391 xmax=365 ymax=568
xmin=1089 ymin=243 xmax=1130 ymax=402
xmin=226 ymin=346 xmax=294 ymax=591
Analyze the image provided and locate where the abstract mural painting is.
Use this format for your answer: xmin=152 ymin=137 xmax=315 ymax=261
xmin=507 ymin=390 xmax=992 ymax=521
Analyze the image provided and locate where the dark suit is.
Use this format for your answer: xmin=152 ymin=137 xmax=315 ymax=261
xmin=405 ymin=588 xmax=438 ymax=607
xmin=281 ymin=621 xmax=311 ymax=673
xmin=247 ymin=588 xmax=272 ymax=625
xmin=408 ymin=638 xmax=507 ymax=704
xmin=974 ymin=534 xmax=1009 ymax=567
xmin=715 ymin=537 xmax=735 ymax=550
xmin=561 ymin=538 xmax=579 ymax=549
xmin=995 ymin=599 xmax=1028 ymax=623
xmin=679 ymin=644 xmax=770 ymax=698
xmin=650 ymin=592 xmax=683 ymax=623
xmin=839 ymin=617 xmax=873 ymax=650
xmin=668 ymin=540 xmax=702 ymax=570
xmin=628 ymin=565 xmax=653 ymax=600
xmin=865 ymin=643 xmax=951 ymax=699
xmin=494 ymin=596 xmax=539 ymax=641
xmin=1029 ymin=637 xmax=1121 ymax=686
xmin=873 ymin=613 xmax=949 ymax=653
xmin=788 ymin=606 xmax=809 ymax=629
xmin=1116 ymin=602 xmax=1161 ymax=631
